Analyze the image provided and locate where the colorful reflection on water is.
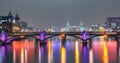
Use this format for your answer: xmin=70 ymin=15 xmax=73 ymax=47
xmin=0 ymin=36 xmax=119 ymax=63
xmin=75 ymin=41 xmax=79 ymax=63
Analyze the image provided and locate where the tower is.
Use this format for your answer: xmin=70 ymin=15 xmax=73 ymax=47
xmin=80 ymin=21 xmax=84 ymax=31
xmin=5 ymin=11 xmax=13 ymax=32
xmin=15 ymin=13 xmax=20 ymax=25
xmin=12 ymin=12 xmax=21 ymax=32
xmin=66 ymin=21 xmax=70 ymax=32
xmin=8 ymin=11 xmax=13 ymax=22
xmin=15 ymin=13 xmax=20 ymax=22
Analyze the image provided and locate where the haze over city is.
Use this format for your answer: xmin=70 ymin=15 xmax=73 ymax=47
xmin=0 ymin=0 xmax=120 ymax=28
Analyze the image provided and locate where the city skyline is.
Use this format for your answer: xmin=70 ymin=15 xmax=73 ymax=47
xmin=0 ymin=0 xmax=120 ymax=28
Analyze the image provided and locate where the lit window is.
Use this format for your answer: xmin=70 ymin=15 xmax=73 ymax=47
xmin=111 ymin=22 xmax=116 ymax=28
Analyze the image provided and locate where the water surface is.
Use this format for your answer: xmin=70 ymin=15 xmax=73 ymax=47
xmin=0 ymin=36 xmax=119 ymax=63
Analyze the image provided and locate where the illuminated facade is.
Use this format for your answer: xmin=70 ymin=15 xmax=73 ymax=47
xmin=106 ymin=17 xmax=120 ymax=30
xmin=0 ymin=16 xmax=12 ymax=32
xmin=0 ymin=11 xmax=21 ymax=32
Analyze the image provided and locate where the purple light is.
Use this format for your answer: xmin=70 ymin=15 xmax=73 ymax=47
xmin=40 ymin=32 xmax=45 ymax=41
xmin=82 ymin=31 xmax=87 ymax=40
xmin=1 ymin=32 xmax=6 ymax=41
xmin=2 ymin=46 xmax=5 ymax=59
xmin=83 ymin=46 xmax=88 ymax=63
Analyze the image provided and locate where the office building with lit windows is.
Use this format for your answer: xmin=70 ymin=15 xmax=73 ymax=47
xmin=105 ymin=17 xmax=120 ymax=31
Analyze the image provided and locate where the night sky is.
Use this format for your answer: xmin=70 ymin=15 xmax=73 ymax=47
xmin=0 ymin=0 xmax=120 ymax=28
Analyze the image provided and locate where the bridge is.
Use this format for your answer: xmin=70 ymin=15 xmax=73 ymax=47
xmin=0 ymin=31 xmax=120 ymax=45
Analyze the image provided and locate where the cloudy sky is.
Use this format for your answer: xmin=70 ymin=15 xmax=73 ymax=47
xmin=0 ymin=0 xmax=120 ymax=28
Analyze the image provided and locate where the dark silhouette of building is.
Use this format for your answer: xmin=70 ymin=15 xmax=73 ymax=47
xmin=105 ymin=17 xmax=120 ymax=31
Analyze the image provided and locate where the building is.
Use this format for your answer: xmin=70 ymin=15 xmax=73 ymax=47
xmin=12 ymin=12 xmax=21 ymax=32
xmin=106 ymin=17 xmax=120 ymax=31
xmin=20 ymin=21 xmax=27 ymax=29
xmin=0 ymin=11 xmax=21 ymax=32
xmin=0 ymin=16 xmax=12 ymax=32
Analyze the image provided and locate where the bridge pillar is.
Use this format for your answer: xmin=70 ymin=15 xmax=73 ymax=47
xmin=82 ymin=31 xmax=87 ymax=46
xmin=60 ymin=33 xmax=66 ymax=45
xmin=0 ymin=31 xmax=7 ymax=45
xmin=82 ymin=41 xmax=87 ymax=46
xmin=1 ymin=31 xmax=6 ymax=42
xmin=40 ymin=31 xmax=45 ymax=41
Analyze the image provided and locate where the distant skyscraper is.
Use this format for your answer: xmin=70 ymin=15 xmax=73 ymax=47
xmin=79 ymin=21 xmax=84 ymax=31
xmin=66 ymin=21 xmax=70 ymax=32
xmin=106 ymin=17 xmax=120 ymax=30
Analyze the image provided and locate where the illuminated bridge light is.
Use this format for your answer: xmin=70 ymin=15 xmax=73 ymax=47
xmin=40 ymin=32 xmax=45 ymax=41
xmin=60 ymin=33 xmax=66 ymax=37
xmin=1 ymin=31 xmax=6 ymax=41
xmin=82 ymin=31 xmax=87 ymax=40
xmin=104 ymin=34 xmax=107 ymax=38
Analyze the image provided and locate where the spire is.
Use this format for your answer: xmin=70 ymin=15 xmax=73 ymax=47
xmin=66 ymin=20 xmax=70 ymax=32
xmin=8 ymin=11 xmax=13 ymax=22
xmin=80 ymin=21 xmax=83 ymax=26
xmin=8 ymin=11 xmax=13 ymax=18
xmin=80 ymin=21 xmax=84 ymax=31
xmin=66 ymin=21 xmax=70 ymax=27
xmin=15 ymin=12 xmax=20 ymax=21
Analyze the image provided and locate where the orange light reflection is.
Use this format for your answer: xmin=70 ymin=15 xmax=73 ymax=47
xmin=48 ymin=40 xmax=53 ymax=63
xmin=12 ymin=40 xmax=34 ymax=63
xmin=75 ymin=41 xmax=79 ymax=63
xmin=61 ymin=46 xmax=66 ymax=63
xmin=21 ymin=47 xmax=24 ymax=63
xmin=103 ymin=38 xmax=108 ymax=63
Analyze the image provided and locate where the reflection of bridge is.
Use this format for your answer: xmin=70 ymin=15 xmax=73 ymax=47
xmin=0 ymin=31 xmax=120 ymax=45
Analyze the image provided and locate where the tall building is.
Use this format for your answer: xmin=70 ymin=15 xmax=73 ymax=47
xmin=79 ymin=21 xmax=84 ymax=31
xmin=66 ymin=21 xmax=70 ymax=32
xmin=106 ymin=17 xmax=120 ymax=30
